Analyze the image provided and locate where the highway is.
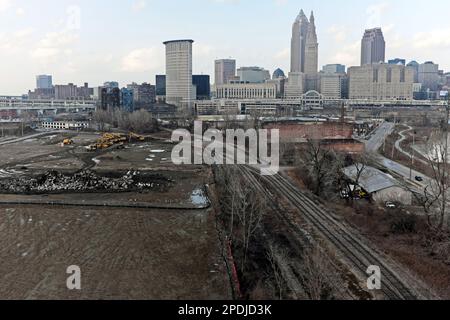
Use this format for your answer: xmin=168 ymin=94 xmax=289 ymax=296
xmin=365 ymin=122 xmax=432 ymax=189
xmin=366 ymin=122 xmax=395 ymax=153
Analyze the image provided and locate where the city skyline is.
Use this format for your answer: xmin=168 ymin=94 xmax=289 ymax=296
xmin=0 ymin=0 xmax=450 ymax=95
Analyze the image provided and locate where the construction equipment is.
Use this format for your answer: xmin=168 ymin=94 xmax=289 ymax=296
xmin=62 ymin=139 xmax=74 ymax=146
xmin=129 ymin=132 xmax=145 ymax=142
xmin=86 ymin=132 xmax=138 ymax=152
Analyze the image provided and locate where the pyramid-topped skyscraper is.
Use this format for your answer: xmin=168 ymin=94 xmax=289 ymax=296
xmin=290 ymin=10 xmax=318 ymax=75
xmin=304 ymin=11 xmax=318 ymax=75
xmin=286 ymin=9 xmax=319 ymax=98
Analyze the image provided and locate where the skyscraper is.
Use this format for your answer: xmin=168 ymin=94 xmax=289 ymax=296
xmin=361 ymin=28 xmax=386 ymax=65
xmin=163 ymin=39 xmax=195 ymax=108
xmin=287 ymin=9 xmax=319 ymax=96
xmin=214 ymin=59 xmax=236 ymax=85
xmin=418 ymin=61 xmax=439 ymax=91
xmin=36 ymin=75 xmax=53 ymax=89
xmin=290 ymin=10 xmax=309 ymax=73
xmin=304 ymin=11 xmax=318 ymax=75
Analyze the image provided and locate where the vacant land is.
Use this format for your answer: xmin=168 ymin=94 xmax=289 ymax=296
xmin=0 ymin=131 xmax=231 ymax=299
xmin=0 ymin=205 xmax=230 ymax=299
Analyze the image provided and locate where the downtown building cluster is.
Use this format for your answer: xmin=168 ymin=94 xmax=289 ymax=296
xmin=18 ymin=8 xmax=450 ymax=118
xmin=27 ymin=76 xmax=157 ymax=113
xmin=157 ymin=9 xmax=449 ymax=116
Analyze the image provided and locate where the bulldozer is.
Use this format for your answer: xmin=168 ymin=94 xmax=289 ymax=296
xmin=129 ymin=132 xmax=145 ymax=142
xmin=62 ymin=139 xmax=74 ymax=146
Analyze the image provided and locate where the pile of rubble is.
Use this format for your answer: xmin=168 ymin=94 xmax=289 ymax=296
xmin=0 ymin=170 xmax=168 ymax=194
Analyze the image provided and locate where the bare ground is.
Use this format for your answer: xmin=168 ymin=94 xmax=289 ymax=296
xmin=0 ymin=205 xmax=231 ymax=300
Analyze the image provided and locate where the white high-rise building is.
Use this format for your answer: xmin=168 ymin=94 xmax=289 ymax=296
xmin=215 ymin=59 xmax=236 ymax=85
xmin=164 ymin=39 xmax=195 ymax=108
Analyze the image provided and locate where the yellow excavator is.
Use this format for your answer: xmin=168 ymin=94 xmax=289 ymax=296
xmin=86 ymin=132 xmax=144 ymax=151
xmin=63 ymin=139 xmax=74 ymax=146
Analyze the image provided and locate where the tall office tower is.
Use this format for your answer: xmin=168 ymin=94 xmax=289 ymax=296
xmin=215 ymin=59 xmax=236 ymax=85
xmin=361 ymin=28 xmax=386 ymax=65
xmin=36 ymin=75 xmax=53 ymax=89
xmin=322 ymin=64 xmax=346 ymax=74
xmin=304 ymin=11 xmax=318 ymax=76
xmin=418 ymin=61 xmax=440 ymax=91
xmin=192 ymin=75 xmax=211 ymax=100
xmin=290 ymin=9 xmax=309 ymax=73
xmin=164 ymin=39 xmax=195 ymax=108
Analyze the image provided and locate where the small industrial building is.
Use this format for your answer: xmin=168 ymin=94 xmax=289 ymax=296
xmin=40 ymin=121 xmax=89 ymax=130
xmin=343 ymin=165 xmax=412 ymax=205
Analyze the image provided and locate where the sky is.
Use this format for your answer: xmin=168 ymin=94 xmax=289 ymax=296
xmin=0 ymin=0 xmax=449 ymax=95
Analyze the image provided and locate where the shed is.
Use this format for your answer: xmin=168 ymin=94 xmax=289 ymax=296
xmin=342 ymin=165 xmax=412 ymax=205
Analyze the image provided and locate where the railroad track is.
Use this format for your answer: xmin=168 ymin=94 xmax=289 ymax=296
xmin=242 ymin=165 xmax=418 ymax=300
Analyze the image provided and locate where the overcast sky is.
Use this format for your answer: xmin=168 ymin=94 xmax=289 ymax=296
xmin=0 ymin=0 xmax=449 ymax=95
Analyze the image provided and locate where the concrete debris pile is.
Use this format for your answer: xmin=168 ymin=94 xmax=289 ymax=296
xmin=0 ymin=170 xmax=169 ymax=194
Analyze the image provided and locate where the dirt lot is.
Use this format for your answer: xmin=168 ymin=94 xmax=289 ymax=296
xmin=0 ymin=131 xmax=231 ymax=299
xmin=0 ymin=205 xmax=231 ymax=300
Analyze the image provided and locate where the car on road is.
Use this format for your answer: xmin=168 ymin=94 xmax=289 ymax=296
xmin=385 ymin=202 xmax=397 ymax=209
xmin=415 ymin=176 xmax=423 ymax=182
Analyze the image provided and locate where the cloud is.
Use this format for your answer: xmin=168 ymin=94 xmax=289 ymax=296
xmin=16 ymin=7 xmax=24 ymax=16
xmin=30 ymin=30 xmax=79 ymax=74
xmin=365 ymin=2 xmax=390 ymax=28
xmin=0 ymin=28 xmax=34 ymax=53
xmin=413 ymin=28 xmax=450 ymax=49
xmin=275 ymin=48 xmax=289 ymax=60
xmin=0 ymin=0 xmax=12 ymax=13
xmin=121 ymin=47 xmax=164 ymax=72
xmin=132 ymin=0 xmax=147 ymax=12
xmin=327 ymin=25 xmax=348 ymax=42
xmin=329 ymin=41 xmax=360 ymax=66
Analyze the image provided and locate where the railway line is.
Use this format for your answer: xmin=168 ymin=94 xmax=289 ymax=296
xmin=241 ymin=165 xmax=419 ymax=300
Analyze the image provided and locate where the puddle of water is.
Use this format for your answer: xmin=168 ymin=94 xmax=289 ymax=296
xmin=191 ymin=188 xmax=209 ymax=206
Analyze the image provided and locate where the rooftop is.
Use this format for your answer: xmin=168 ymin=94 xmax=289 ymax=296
xmin=342 ymin=165 xmax=400 ymax=193
xmin=163 ymin=39 xmax=194 ymax=45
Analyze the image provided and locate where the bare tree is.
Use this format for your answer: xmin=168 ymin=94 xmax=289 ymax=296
xmin=301 ymin=139 xmax=334 ymax=196
xmin=234 ymin=179 xmax=267 ymax=270
xmin=93 ymin=109 xmax=111 ymax=131
xmin=129 ymin=109 xmax=155 ymax=133
xmin=266 ymin=243 xmax=291 ymax=300
xmin=411 ymin=135 xmax=449 ymax=232
xmin=215 ymin=166 xmax=267 ymax=270
xmin=299 ymin=247 xmax=343 ymax=300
